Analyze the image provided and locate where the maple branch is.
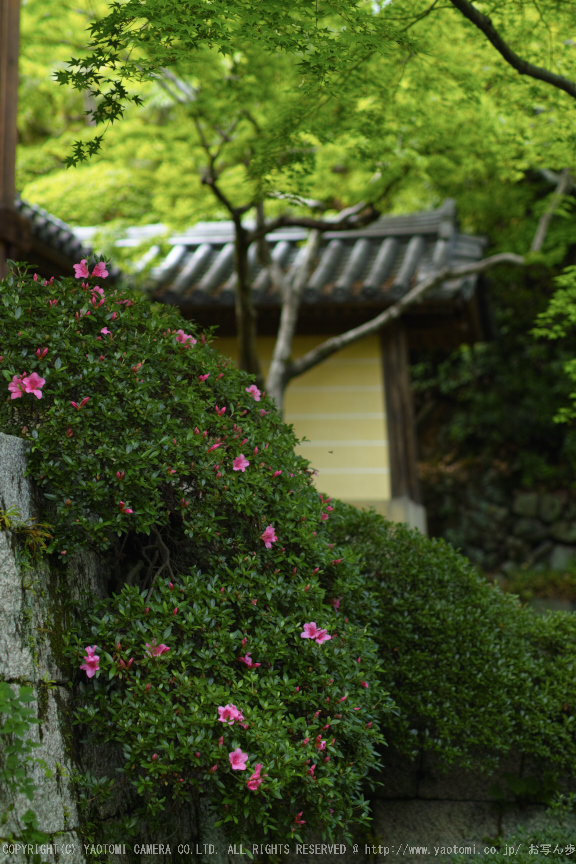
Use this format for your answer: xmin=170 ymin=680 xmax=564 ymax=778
xmin=285 ymin=253 xmax=526 ymax=381
xmin=448 ymin=0 xmax=576 ymax=100
xmin=247 ymin=202 xmax=379 ymax=244
xmin=531 ymin=167 xmax=573 ymax=252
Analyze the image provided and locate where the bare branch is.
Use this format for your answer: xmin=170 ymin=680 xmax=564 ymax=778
xmin=448 ymin=0 xmax=576 ymax=100
xmin=266 ymin=230 xmax=321 ymax=409
xmin=531 ymin=167 xmax=573 ymax=252
xmin=286 ymin=252 xmax=526 ymax=381
xmin=248 ymin=202 xmax=379 ymax=244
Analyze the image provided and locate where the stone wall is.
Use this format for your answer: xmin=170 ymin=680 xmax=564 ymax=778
xmin=421 ymin=463 xmax=576 ymax=575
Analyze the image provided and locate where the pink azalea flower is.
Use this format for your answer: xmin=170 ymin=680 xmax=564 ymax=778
xmin=260 ymin=525 xmax=277 ymax=549
xmin=118 ymin=501 xmax=133 ymax=514
xmin=218 ymin=704 xmax=244 ymax=725
xmin=294 ymin=812 xmax=306 ymax=827
xmin=100 ymin=327 xmax=111 ymax=336
xmin=175 ymin=329 xmax=196 ymax=345
xmin=360 ymin=681 xmax=369 ymax=689
xmin=73 ymin=259 xmax=90 ymax=278
xmin=246 ymin=763 xmax=267 ymax=791
xmin=198 ymin=374 xmax=210 ymax=382
xmin=307 ymin=764 xmax=316 ymax=777
xmin=366 ymin=722 xmax=373 ymax=729
xmin=320 ymin=513 xmax=329 ymax=521
xmin=302 ymin=737 xmax=309 ymax=745
xmin=22 ymin=373 xmax=46 ymax=400
xmin=209 ymin=765 xmax=218 ymax=774
xmin=339 ymin=695 xmax=348 ymax=703
xmin=301 ymin=622 xmax=331 ymax=644
xmin=146 ymin=640 xmax=170 ymax=657
xmin=207 ymin=442 xmax=222 ymax=453
xmin=238 ymin=653 xmax=261 ymax=668
xmin=116 ymin=471 xmax=125 ymax=480
xmin=36 ymin=347 xmax=48 ymax=359
xmin=233 ymin=454 xmax=250 ymax=472
xmin=92 ymin=262 xmax=109 ymax=279
xmin=229 ymin=748 xmax=249 ymax=770
xmin=251 ymin=598 xmax=257 ymax=605
xmin=218 ymin=736 xmax=224 ymax=747
xmin=8 ymin=374 xmax=26 ymax=400
xmin=245 ymin=384 xmax=261 ymax=401
xmin=258 ymin=409 xmax=269 ymax=416
xmin=330 ymin=597 xmax=342 ymax=611
xmin=80 ymin=645 xmax=100 ymax=678
xmin=272 ymin=470 xmax=282 ymax=478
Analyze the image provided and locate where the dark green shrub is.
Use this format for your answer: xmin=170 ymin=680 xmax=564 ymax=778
xmin=328 ymin=505 xmax=576 ymax=772
xmin=0 ymin=262 xmax=390 ymax=844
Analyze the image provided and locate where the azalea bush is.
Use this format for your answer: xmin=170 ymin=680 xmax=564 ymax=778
xmin=328 ymin=505 xmax=576 ymax=774
xmin=0 ymin=260 xmax=390 ymax=844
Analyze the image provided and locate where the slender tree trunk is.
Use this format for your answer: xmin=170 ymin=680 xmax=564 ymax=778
xmin=233 ymin=217 xmax=262 ymax=385
xmin=0 ymin=0 xmax=21 ymax=278
xmin=266 ymin=230 xmax=320 ymax=411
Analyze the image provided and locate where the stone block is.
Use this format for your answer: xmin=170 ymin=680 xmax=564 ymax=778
xmin=551 ymin=521 xmax=576 ymax=543
xmin=512 ymin=492 xmax=538 ymax=518
xmin=539 ymin=494 xmax=564 ymax=524
xmin=550 ymin=544 xmax=576 ymax=571
xmin=512 ymin=518 xmax=548 ymax=541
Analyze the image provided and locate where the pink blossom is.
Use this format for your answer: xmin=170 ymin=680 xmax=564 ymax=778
xmin=302 ymin=737 xmax=309 ymax=746
xmin=152 ymin=754 xmax=158 ymax=762
xmin=247 ymin=763 xmax=267 ymax=791
xmin=304 ymin=585 xmax=310 ymax=592
xmin=272 ymin=470 xmax=282 ymax=478
xmin=100 ymin=327 xmax=111 ymax=336
xmin=233 ymin=454 xmax=250 ymax=472
xmin=245 ymin=384 xmax=261 ymax=401
xmin=258 ymin=409 xmax=269 ymax=416
xmin=80 ymin=645 xmax=100 ymax=678
xmin=218 ymin=704 xmax=244 ymax=725
xmin=73 ymin=259 xmax=90 ymax=279
xmin=116 ymin=471 xmax=125 ymax=480
xmin=207 ymin=442 xmax=221 ymax=453
xmin=92 ymin=262 xmax=109 ymax=279
xmin=218 ymin=736 xmax=224 ymax=747
xmin=339 ymin=695 xmax=347 ymax=703
xmin=238 ymin=722 xmax=248 ymax=729
xmin=366 ymin=722 xmax=373 ymax=729
xmin=330 ymin=597 xmax=342 ymax=611
xmin=198 ymin=374 xmax=210 ymax=382
xmin=118 ymin=501 xmax=133 ymax=514
xmin=20 ymin=372 xmax=45 ymax=399
xmin=315 ymin=630 xmax=331 ymax=644
xmin=294 ymin=812 xmax=306 ymax=827
xmin=33 ymin=273 xmax=38 ymax=282
xmin=241 ymin=637 xmax=247 ymax=647
xmin=215 ymin=405 xmax=226 ymax=416
xmin=320 ymin=513 xmax=329 ymax=521
xmin=260 ymin=525 xmax=277 ymax=549
xmin=48 ymin=299 xmax=58 ymax=307
xmin=360 ymin=681 xmax=369 ymax=689
xmin=8 ymin=374 xmax=26 ymax=400
xmin=301 ymin=622 xmax=322 ymax=640
xmin=316 ymin=737 xmax=326 ymax=751
xmin=251 ymin=598 xmax=257 ymax=605
xmin=357 ymin=657 xmax=361 ymax=663
xmin=229 ymin=748 xmax=249 ymax=770
xmin=238 ymin=653 xmax=261 ymax=668
xmin=209 ymin=765 xmax=218 ymax=774
xmin=174 ymin=328 xmax=196 ymax=345
xmin=307 ymin=764 xmax=316 ymax=777
xmin=146 ymin=640 xmax=170 ymax=657
xmin=36 ymin=347 xmax=48 ymax=359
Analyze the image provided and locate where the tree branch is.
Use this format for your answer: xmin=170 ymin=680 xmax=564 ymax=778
xmin=285 ymin=252 xmax=526 ymax=380
xmin=247 ymin=202 xmax=379 ymax=244
xmin=448 ymin=0 xmax=576 ymax=100
xmin=531 ymin=167 xmax=573 ymax=252
xmin=266 ymin=230 xmax=321 ymax=409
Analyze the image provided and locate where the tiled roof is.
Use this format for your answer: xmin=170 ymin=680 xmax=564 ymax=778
xmin=150 ymin=199 xmax=486 ymax=309
xmin=14 ymin=198 xmax=121 ymax=279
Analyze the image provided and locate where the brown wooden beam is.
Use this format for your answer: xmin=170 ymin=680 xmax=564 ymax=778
xmin=380 ymin=321 xmax=421 ymax=503
xmin=0 ymin=0 xmax=20 ymax=277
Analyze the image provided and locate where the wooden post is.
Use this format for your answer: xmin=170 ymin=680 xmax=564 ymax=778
xmin=380 ymin=320 xmax=421 ymax=503
xmin=0 ymin=0 xmax=21 ymax=277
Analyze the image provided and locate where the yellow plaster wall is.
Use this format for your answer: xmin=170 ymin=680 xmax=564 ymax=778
xmin=213 ymin=335 xmax=390 ymax=508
